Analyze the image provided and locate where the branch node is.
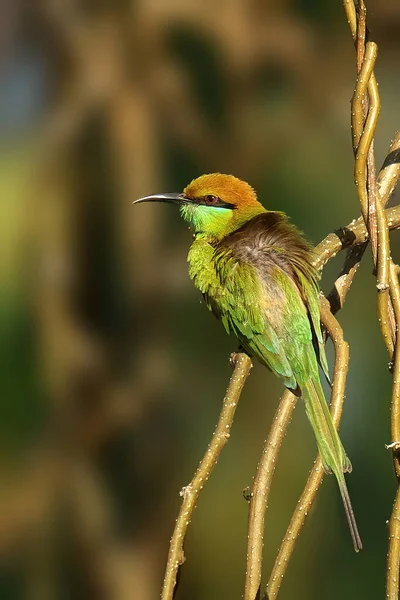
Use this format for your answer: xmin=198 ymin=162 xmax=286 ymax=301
xmin=243 ymin=487 xmax=253 ymax=502
xmin=386 ymin=442 xmax=400 ymax=452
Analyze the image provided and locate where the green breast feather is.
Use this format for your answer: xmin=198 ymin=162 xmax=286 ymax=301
xmin=187 ymin=212 xmax=329 ymax=391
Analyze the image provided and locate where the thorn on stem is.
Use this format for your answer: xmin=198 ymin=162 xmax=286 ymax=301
xmin=386 ymin=441 xmax=400 ymax=452
xmin=243 ymin=486 xmax=253 ymax=502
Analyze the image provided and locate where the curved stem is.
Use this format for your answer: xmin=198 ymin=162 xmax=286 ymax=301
xmin=313 ymin=204 xmax=400 ymax=273
xmin=161 ymin=352 xmax=252 ymax=600
xmin=244 ymin=390 xmax=297 ymax=600
xmin=387 ymin=488 xmax=400 ymax=600
xmin=353 ymin=42 xmax=379 ymax=223
xmin=386 ymin=263 xmax=400 ymax=599
xmin=378 ymin=133 xmax=400 ymax=207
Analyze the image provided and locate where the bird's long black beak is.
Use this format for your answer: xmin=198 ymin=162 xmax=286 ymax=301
xmin=133 ymin=193 xmax=185 ymax=205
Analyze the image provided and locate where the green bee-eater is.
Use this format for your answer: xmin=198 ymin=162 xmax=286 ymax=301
xmin=134 ymin=173 xmax=362 ymax=551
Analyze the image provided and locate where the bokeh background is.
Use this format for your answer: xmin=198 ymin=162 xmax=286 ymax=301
xmin=1 ymin=1 xmax=400 ymax=598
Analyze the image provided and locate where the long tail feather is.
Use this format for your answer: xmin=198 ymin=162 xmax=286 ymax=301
xmin=302 ymin=378 xmax=362 ymax=551
xmin=337 ymin=473 xmax=363 ymax=551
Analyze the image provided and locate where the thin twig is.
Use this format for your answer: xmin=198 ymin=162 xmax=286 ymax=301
xmin=359 ymin=9 xmax=379 ymax=265
xmin=244 ymin=390 xmax=297 ymax=600
xmin=364 ymin=83 xmax=396 ymax=355
xmin=387 ymin=488 xmax=400 ymax=600
xmin=379 ymin=132 xmax=400 ymax=207
xmin=326 ymin=243 xmax=368 ymax=315
xmin=313 ymin=204 xmax=400 ymax=274
xmin=351 ymin=43 xmax=369 ymax=152
xmin=388 ymin=262 xmax=400 ymax=479
xmin=376 ymin=184 xmax=395 ymax=356
xmin=352 ymin=42 xmax=379 ymax=223
xmin=353 ymin=3 xmax=379 ymax=264
xmin=367 ymin=145 xmax=379 ymax=267
xmin=356 ymin=0 xmax=367 ymax=74
xmin=161 ymin=353 xmax=252 ymax=600
xmin=343 ymin=0 xmax=357 ymax=40
xmin=265 ymin=299 xmax=350 ymax=599
xmin=386 ymin=262 xmax=400 ymax=600
xmin=376 ymin=134 xmax=400 ymax=355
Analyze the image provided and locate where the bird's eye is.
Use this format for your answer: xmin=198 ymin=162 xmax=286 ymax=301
xmin=205 ymin=195 xmax=218 ymax=205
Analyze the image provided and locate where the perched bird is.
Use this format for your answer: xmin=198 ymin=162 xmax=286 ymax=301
xmin=134 ymin=173 xmax=362 ymax=551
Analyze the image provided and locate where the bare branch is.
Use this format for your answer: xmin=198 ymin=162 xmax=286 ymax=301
xmin=313 ymin=204 xmax=400 ymax=274
xmin=379 ymin=133 xmax=400 ymax=207
xmin=244 ymin=390 xmax=297 ymax=600
xmin=388 ymin=262 xmax=400 ymax=479
xmin=326 ymin=243 xmax=368 ymax=315
xmin=386 ymin=262 xmax=400 ymax=599
xmin=356 ymin=0 xmax=367 ymax=74
xmin=387 ymin=488 xmax=400 ymax=600
xmin=352 ymin=42 xmax=379 ymax=222
xmin=161 ymin=353 xmax=252 ymax=600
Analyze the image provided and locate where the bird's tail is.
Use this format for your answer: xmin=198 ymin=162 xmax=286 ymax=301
xmin=302 ymin=378 xmax=362 ymax=552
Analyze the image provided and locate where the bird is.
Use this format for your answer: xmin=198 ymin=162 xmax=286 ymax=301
xmin=133 ymin=173 xmax=362 ymax=551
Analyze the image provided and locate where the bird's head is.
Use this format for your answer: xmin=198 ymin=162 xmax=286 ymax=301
xmin=133 ymin=173 xmax=266 ymax=238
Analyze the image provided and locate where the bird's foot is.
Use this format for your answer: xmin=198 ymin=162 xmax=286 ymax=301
xmin=230 ymin=346 xmax=249 ymax=368
xmin=229 ymin=353 xmax=238 ymax=368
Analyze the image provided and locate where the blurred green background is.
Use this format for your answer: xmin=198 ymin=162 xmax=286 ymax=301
xmin=1 ymin=1 xmax=400 ymax=598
